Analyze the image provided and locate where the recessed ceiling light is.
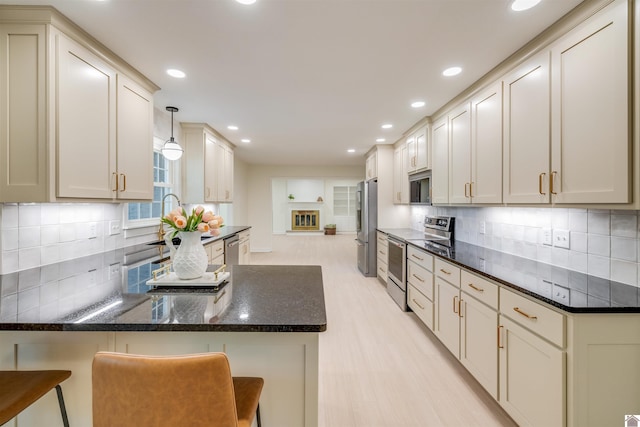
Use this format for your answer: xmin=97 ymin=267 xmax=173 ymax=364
xmin=442 ymin=66 xmax=462 ymax=77
xmin=411 ymin=101 xmax=426 ymax=108
xmin=227 ymin=125 xmax=239 ymax=130
xmin=235 ymin=0 xmax=257 ymax=4
xmin=166 ymin=69 xmax=186 ymax=78
xmin=347 ymin=149 xmax=355 ymax=153
xmin=381 ymin=124 xmax=393 ymax=129
xmin=241 ymin=139 xmax=251 ymax=143
xmin=511 ymin=0 xmax=541 ymax=11
xmin=376 ymin=138 xmax=386 ymax=143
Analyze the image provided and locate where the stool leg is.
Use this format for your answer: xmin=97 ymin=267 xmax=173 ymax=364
xmin=256 ymin=403 xmax=261 ymax=427
xmin=55 ymin=385 xmax=70 ymax=427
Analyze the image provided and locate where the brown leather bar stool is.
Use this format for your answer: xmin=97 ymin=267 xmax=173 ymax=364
xmin=0 ymin=370 xmax=71 ymax=426
xmin=92 ymin=352 xmax=263 ymax=427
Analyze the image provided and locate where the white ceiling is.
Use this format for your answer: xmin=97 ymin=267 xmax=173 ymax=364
xmin=2 ymin=0 xmax=583 ymax=166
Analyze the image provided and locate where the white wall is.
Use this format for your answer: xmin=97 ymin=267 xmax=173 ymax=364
xmin=247 ymin=165 xmax=363 ymax=252
xmin=412 ymin=205 xmax=640 ymax=289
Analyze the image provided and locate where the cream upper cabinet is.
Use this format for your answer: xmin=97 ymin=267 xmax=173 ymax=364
xmin=448 ymin=102 xmax=472 ymax=204
xmin=0 ymin=9 xmax=158 ymax=202
xmin=183 ymin=123 xmax=234 ymax=204
xmin=365 ymin=151 xmax=378 ymax=181
xmin=470 ymin=82 xmax=503 ymax=204
xmin=393 ymin=145 xmax=409 ymax=204
xmin=431 ymin=117 xmax=449 ymax=204
xmin=55 ymin=32 xmax=117 ymax=199
xmin=503 ymin=52 xmax=551 ymax=204
xmin=115 ymin=75 xmax=154 ymax=200
xmin=407 ymin=126 xmax=429 ymax=173
xmin=550 ymin=0 xmax=629 ymax=204
xmin=216 ymin=141 xmax=234 ymax=203
xmin=0 ymin=24 xmax=48 ymax=201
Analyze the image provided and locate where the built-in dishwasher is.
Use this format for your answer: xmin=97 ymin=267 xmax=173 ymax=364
xmin=224 ymin=234 xmax=240 ymax=266
xmin=387 ymin=236 xmax=407 ymax=311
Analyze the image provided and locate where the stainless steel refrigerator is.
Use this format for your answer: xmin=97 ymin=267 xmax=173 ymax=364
xmin=356 ymin=179 xmax=378 ymax=276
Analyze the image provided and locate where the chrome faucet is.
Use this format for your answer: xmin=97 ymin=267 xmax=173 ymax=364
xmin=159 ymin=193 xmax=181 ymax=240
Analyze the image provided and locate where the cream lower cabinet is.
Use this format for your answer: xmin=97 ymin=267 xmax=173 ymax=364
xmin=407 ymin=246 xmax=434 ymax=330
xmin=434 ymin=259 xmax=461 ymax=355
xmin=376 ymin=232 xmax=388 ymax=282
xmin=205 ymin=239 xmax=225 ymax=265
xmin=239 ymin=230 xmax=251 ymax=265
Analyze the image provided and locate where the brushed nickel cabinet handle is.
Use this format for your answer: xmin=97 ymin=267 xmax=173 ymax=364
xmin=468 ymin=283 xmax=484 ymax=293
xmin=412 ymin=298 xmax=425 ymax=310
xmin=539 ymin=173 xmax=546 ymax=195
xmin=513 ymin=307 xmax=537 ymax=320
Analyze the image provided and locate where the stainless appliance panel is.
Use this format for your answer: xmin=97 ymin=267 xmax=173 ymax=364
xmin=409 ymin=170 xmax=432 ymax=205
xmin=224 ymin=235 xmax=240 ymax=266
xmin=356 ymin=180 xmax=377 ymax=277
xmin=387 ymin=237 xmax=407 ymax=311
xmin=387 ymin=276 xmax=407 ymax=311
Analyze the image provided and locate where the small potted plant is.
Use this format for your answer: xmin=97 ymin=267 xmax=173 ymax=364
xmin=324 ymin=224 xmax=336 ymax=235
xmin=288 ymin=194 xmax=295 ymax=200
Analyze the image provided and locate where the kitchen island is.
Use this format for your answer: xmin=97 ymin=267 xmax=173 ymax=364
xmin=0 ymin=263 xmax=326 ymax=427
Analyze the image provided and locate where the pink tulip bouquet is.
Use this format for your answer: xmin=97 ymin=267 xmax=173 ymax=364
xmin=162 ymin=206 xmax=224 ymax=237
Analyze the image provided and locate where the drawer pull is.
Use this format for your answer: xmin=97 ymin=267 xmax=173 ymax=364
xmin=440 ymin=269 xmax=452 ymax=275
xmin=411 ymin=254 xmax=424 ymax=261
xmin=513 ymin=307 xmax=537 ymax=320
xmin=412 ymin=273 xmax=425 ymax=283
xmin=467 ymin=283 xmax=484 ymax=293
xmin=498 ymin=325 xmax=504 ymax=349
xmin=412 ymin=298 xmax=425 ymax=310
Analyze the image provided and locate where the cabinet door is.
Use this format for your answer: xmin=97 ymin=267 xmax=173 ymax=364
xmin=499 ymin=315 xmax=565 ymax=427
xmin=393 ymin=145 xmax=408 ymax=204
xmin=116 ymin=75 xmax=153 ymax=200
xmin=448 ymin=103 xmax=471 ymax=204
xmin=471 ymin=82 xmax=502 ymax=204
xmin=550 ymin=0 xmax=629 ymax=204
xmin=215 ymin=141 xmax=226 ymax=202
xmin=365 ymin=151 xmax=377 ymax=180
xmin=0 ymin=24 xmax=48 ymax=202
xmin=434 ymin=277 xmax=460 ymax=357
xmin=431 ymin=118 xmax=449 ymax=204
xmin=216 ymin=143 xmax=233 ymax=202
xmin=224 ymin=146 xmax=234 ymax=202
xmin=460 ymin=294 xmax=498 ymax=399
xmin=406 ymin=134 xmax=417 ymax=173
xmin=503 ymin=51 xmax=551 ymax=204
xmin=415 ymin=126 xmax=429 ymax=171
xmin=56 ymin=33 xmax=116 ymax=199
xmin=204 ymin=133 xmax=217 ymax=202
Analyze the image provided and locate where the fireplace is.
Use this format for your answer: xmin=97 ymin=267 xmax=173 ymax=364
xmin=291 ymin=210 xmax=320 ymax=231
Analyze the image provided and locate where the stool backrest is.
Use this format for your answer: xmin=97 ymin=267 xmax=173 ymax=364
xmin=92 ymin=352 xmax=239 ymax=427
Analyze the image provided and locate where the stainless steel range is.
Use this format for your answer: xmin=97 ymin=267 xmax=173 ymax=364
xmin=387 ymin=216 xmax=455 ymax=311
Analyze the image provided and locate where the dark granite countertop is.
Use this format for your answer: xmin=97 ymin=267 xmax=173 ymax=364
xmin=404 ymin=238 xmax=640 ymax=314
xmin=0 ymin=264 xmax=327 ymax=332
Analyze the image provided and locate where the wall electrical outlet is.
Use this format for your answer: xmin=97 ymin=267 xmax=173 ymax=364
xmin=108 ymin=262 xmax=121 ymax=280
xmin=553 ymin=229 xmax=570 ymax=249
xmin=109 ymin=220 xmax=121 ymax=235
xmin=542 ymin=228 xmax=553 ymax=246
xmin=479 ymin=221 xmax=486 ymax=234
xmin=88 ymin=222 xmax=97 ymax=239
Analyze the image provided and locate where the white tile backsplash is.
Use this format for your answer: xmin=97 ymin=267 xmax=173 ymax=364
xmin=412 ymin=206 xmax=640 ymax=288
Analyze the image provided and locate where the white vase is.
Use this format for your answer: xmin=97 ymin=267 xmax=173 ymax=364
xmin=165 ymin=231 xmax=208 ymax=280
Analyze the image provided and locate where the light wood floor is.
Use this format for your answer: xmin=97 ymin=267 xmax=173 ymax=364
xmin=252 ymin=234 xmax=518 ymax=427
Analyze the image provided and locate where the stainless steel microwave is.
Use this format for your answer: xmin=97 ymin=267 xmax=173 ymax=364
xmin=409 ymin=170 xmax=431 ymax=205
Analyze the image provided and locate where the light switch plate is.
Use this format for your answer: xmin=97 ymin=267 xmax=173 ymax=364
xmin=542 ymin=228 xmax=553 ymax=246
xmin=553 ymin=229 xmax=570 ymax=249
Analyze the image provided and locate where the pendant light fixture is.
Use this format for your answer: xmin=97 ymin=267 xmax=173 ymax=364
xmin=162 ymin=106 xmax=183 ymax=161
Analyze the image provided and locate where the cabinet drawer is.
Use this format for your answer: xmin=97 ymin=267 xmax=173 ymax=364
xmin=206 ymin=240 xmax=224 ymax=259
xmin=434 ymin=258 xmax=460 ymax=287
xmin=407 ymin=246 xmax=433 ymax=272
xmin=377 ymin=232 xmax=388 ymax=248
xmin=408 ymin=285 xmax=433 ymax=330
xmin=500 ymin=288 xmax=565 ymax=347
xmin=408 ymin=262 xmax=434 ymax=300
xmin=377 ymin=246 xmax=388 ymax=261
xmin=238 ymin=230 xmax=250 ymax=241
xmin=461 ymin=270 xmax=498 ymax=310
xmin=377 ymin=263 xmax=388 ymax=282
